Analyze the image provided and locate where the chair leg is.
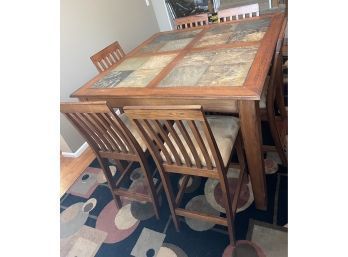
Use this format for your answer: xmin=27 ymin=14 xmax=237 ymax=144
xmin=139 ymin=159 xmax=160 ymax=220
xmin=98 ymin=157 xmax=122 ymax=209
xmin=267 ymin=110 xmax=288 ymax=166
xmin=157 ymin=166 xmax=180 ymax=231
xmin=219 ymin=172 xmax=236 ymax=245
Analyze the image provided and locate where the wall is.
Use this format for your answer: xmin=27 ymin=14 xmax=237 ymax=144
xmin=151 ymin=0 xmax=174 ymax=31
xmin=60 ymin=0 xmax=160 ymax=153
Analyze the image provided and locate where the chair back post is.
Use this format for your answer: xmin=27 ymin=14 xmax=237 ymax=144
xmin=174 ymin=13 xmax=209 ymax=30
xmin=90 ymin=41 xmax=126 ymax=73
xmin=217 ymin=3 xmax=259 ymax=22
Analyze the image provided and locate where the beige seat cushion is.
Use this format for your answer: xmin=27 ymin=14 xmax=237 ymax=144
xmin=119 ymin=113 xmax=148 ymax=152
xmin=161 ymin=115 xmax=240 ymax=168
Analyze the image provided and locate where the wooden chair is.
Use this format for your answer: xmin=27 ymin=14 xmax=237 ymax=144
xmin=124 ymin=105 xmax=247 ymax=245
xmin=174 ymin=13 xmax=209 ymax=30
xmin=217 ymin=3 xmax=259 ymax=23
xmin=90 ymin=41 xmax=126 ymax=73
xmin=60 ymin=101 xmax=161 ymax=219
xmin=259 ymin=18 xmax=288 ymax=166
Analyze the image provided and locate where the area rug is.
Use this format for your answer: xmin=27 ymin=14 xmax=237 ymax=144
xmin=60 ymin=151 xmax=287 ymax=257
xmin=246 ymin=219 xmax=288 ymax=257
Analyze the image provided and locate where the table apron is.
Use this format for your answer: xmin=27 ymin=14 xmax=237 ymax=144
xmin=78 ymin=97 xmax=240 ymax=113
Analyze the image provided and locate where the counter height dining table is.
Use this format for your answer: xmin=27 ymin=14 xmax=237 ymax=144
xmin=71 ymin=12 xmax=285 ymax=210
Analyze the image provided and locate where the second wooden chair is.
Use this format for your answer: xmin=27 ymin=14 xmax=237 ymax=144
xmin=174 ymin=13 xmax=209 ymax=30
xmin=124 ymin=105 xmax=247 ymax=245
xmin=90 ymin=41 xmax=126 ymax=73
xmin=60 ymin=101 xmax=161 ymax=219
xmin=217 ymin=3 xmax=259 ymax=22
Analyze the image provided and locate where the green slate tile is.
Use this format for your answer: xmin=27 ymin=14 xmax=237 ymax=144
xmin=197 ymin=63 xmax=252 ymax=86
xmin=117 ymin=68 xmax=162 ymax=87
xmin=113 ymin=56 xmax=150 ymax=71
xmin=205 ymin=23 xmax=238 ymax=36
xmin=235 ymin=18 xmax=270 ymax=32
xmin=92 ymin=70 xmax=134 ymax=88
xmin=178 ymin=51 xmax=217 ymax=67
xmin=228 ymin=30 xmax=266 ymax=42
xmin=138 ymin=42 xmax=165 ymax=54
xmin=159 ymin=38 xmax=193 ymax=52
xmin=159 ymin=65 xmax=208 ymax=87
xmin=153 ymin=29 xmax=202 ymax=43
xmin=212 ymin=47 xmax=258 ymax=65
xmin=195 ymin=33 xmax=231 ymax=47
xmin=139 ymin=54 xmax=177 ymax=69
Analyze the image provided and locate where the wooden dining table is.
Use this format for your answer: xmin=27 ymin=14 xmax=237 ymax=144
xmin=71 ymin=12 xmax=285 ymax=210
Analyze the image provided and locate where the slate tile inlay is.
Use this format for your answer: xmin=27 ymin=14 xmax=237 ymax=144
xmin=92 ymin=70 xmax=133 ymax=88
xmin=211 ymin=47 xmax=258 ymax=65
xmin=197 ymin=63 xmax=252 ymax=86
xmin=139 ymin=29 xmax=202 ymax=54
xmin=195 ymin=33 xmax=231 ymax=48
xmin=117 ymin=68 xmax=162 ymax=87
xmin=158 ymin=46 xmax=258 ymax=87
xmin=158 ymin=38 xmax=193 ymax=52
xmin=194 ymin=17 xmax=271 ymax=48
xmin=93 ymin=54 xmax=177 ymax=88
xmin=178 ymin=51 xmax=217 ymax=67
xmin=159 ymin=65 xmax=209 ymax=87
xmin=113 ymin=57 xmax=150 ymax=71
xmin=139 ymin=54 xmax=177 ymax=69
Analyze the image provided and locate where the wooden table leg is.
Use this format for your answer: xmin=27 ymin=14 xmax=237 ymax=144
xmin=239 ymin=100 xmax=267 ymax=210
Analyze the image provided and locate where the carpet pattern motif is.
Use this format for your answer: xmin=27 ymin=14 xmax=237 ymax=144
xmin=60 ymin=150 xmax=287 ymax=257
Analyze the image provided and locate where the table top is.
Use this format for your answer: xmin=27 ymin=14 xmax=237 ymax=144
xmin=71 ymin=12 xmax=284 ymax=101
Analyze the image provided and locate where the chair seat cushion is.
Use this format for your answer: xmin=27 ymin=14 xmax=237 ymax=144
xmin=119 ymin=113 xmax=148 ymax=152
xmin=162 ymin=115 xmax=240 ymax=168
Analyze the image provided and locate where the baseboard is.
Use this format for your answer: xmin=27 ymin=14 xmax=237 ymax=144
xmin=61 ymin=142 xmax=89 ymax=158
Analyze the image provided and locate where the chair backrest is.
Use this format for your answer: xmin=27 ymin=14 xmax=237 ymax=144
xmin=124 ymin=105 xmax=225 ymax=178
xmin=90 ymin=41 xmax=126 ymax=73
xmin=60 ymin=101 xmax=142 ymax=161
xmin=217 ymin=3 xmax=259 ymax=23
xmin=266 ymin=17 xmax=288 ymax=106
xmin=174 ymin=13 xmax=209 ymax=30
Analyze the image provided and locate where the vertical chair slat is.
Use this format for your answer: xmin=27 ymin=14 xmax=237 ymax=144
xmin=91 ymin=113 xmax=121 ymax=152
xmin=99 ymin=60 xmax=108 ymax=72
xmin=142 ymin=120 xmax=173 ymax=165
xmin=199 ymin=120 xmax=224 ymax=171
xmin=86 ymin=112 xmax=119 ymax=152
xmin=105 ymin=54 xmax=113 ymax=66
xmin=187 ymin=120 xmax=213 ymax=170
xmin=133 ymin=119 xmax=163 ymax=161
xmin=66 ymin=113 xmax=103 ymax=151
xmin=176 ymin=120 xmax=202 ymax=168
xmin=74 ymin=112 xmax=108 ymax=151
xmin=79 ymin=113 xmax=113 ymax=151
xmin=153 ymin=120 xmax=182 ymax=166
xmin=95 ymin=113 xmax=126 ymax=153
xmin=163 ymin=121 xmax=192 ymax=167
xmin=102 ymin=112 xmax=130 ymax=153
xmin=111 ymin=51 xmax=119 ymax=62
xmin=72 ymin=112 xmax=107 ymax=151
